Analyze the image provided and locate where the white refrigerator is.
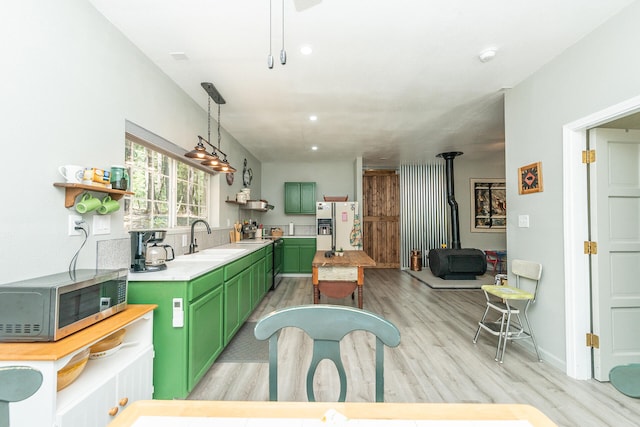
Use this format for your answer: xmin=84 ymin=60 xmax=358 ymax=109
xmin=316 ymin=202 xmax=361 ymax=251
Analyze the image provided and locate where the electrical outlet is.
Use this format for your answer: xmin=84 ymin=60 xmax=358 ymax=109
xmin=518 ymin=214 xmax=530 ymax=228
xmin=182 ymin=234 xmax=188 ymax=247
xmin=68 ymin=214 xmax=82 ymax=236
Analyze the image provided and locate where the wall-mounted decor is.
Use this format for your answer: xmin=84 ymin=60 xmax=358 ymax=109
xmin=470 ymin=178 xmax=506 ymax=233
xmin=518 ymin=161 xmax=543 ymax=194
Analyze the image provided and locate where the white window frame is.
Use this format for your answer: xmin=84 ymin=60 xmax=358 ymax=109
xmin=124 ymin=124 xmax=214 ymax=231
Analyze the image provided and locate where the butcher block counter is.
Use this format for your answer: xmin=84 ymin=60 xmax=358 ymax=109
xmin=311 ymin=250 xmax=376 ymax=308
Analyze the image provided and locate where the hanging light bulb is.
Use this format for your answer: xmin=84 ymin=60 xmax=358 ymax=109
xmin=280 ymin=0 xmax=287 ymax=65
xmin=185 ymin=136 xmax=215 ymax=160
xmin=268 ymin=0 xmax=274 ymax=69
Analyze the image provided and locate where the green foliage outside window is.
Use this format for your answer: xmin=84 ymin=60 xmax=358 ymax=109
xmin=124 ymin=138 xmax=208 ymax=230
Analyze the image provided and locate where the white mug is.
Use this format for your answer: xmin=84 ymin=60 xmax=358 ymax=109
xmin=58 ymin=165 xmax=85 ymax=183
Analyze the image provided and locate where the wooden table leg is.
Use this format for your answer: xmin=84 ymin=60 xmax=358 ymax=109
xmin=313 ymin=284 xmax=320 ymax=304
xmin=313 ymin=266 xmax=319 ymax=304
xmin=357 ymin=284 xmax=363 ymax=309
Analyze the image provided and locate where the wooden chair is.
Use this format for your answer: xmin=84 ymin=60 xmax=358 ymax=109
xmin=473 ymin=259 xmax=542 ymax=363
xmin=254 ymin=304 xmax=400 ymax=402
xmin=0 ymin=366 xmax=43 ymax=427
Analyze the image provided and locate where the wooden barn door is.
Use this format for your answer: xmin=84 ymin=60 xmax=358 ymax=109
xmin=363 ymin=170 xmax=400 ymax=268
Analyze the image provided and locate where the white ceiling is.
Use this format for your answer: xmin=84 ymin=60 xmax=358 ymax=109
xmin=88 ymin=0 xmax=634 ymax=167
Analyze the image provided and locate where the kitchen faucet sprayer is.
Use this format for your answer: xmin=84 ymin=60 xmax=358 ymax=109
xmin=188 ymin=219 xmax=211 ymax=254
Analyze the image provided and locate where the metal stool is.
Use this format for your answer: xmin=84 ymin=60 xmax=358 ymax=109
xmin=473 ymin=259 xmax=542 ymax=363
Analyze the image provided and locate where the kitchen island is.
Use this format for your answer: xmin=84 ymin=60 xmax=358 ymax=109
xmin=311 ymin=250 xmax=376 ymax=309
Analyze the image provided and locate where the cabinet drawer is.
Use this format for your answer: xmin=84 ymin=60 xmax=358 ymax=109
xmin=224 ymin=255 xmax=251 ymax=280
xmin=250 ymin=247 xmax=266 ymax=263
xmin=189 ymin=268 xmax=223 ymax=302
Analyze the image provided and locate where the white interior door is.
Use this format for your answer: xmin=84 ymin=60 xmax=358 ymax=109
xmin=589 ymin=128 xmax=640 ymax=381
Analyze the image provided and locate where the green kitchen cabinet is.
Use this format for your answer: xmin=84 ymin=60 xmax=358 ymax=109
xmin=224 ymin=254 xmax=252 ymax=345
xmin=250 ymin=248 xmax=267 ymax=307
xmin=265 ymin=245 xmax=274 ymax=294
xmin=128 ymin=244 xmax=272 ymax=400
xmin=127 ymin=267 xmax=224 ymax=400
xmin=283 ymin=238 xmax=317 ymax=273
xmin=284 ymin=182 xmax=316 ymax=214
xmin=188 ymin=284 xmax=223 ymax=390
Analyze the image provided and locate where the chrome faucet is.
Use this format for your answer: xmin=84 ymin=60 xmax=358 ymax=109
xmin=188 ymin=219 xmax=211 ymax=254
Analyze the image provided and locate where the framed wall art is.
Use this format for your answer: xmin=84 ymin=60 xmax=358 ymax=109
xmin=518 ymin=161 xmax=543 ymax=195
xmin=470 ymin=178 xmax=506 ymax=232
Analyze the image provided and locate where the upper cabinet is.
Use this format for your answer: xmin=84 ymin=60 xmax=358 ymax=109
xmin=284 ymin=182 xmax=316 ymax=215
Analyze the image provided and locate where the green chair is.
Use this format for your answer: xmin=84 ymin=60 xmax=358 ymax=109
xmin=473 ymin=259 xmax=543 ymax=363
xmin=254 ymin=304 xmax=401 ymax=402
xmin=0 ymin=366 xmax=43 ymax=427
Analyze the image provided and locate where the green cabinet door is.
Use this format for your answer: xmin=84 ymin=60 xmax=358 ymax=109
xmin=224 ymin=273 xmax=241 ymax=345
xmin=282 ymin=238 xmax=317 ymax=273
xmin=299 ymin=244 xmax=316 ymax=273
xmin=283 ymin=244 xmax=301 ymax=273
xmin=238 ymin=268 xmax=252 ymax=324
xmin=300 ymin=182 xmax=317 ymax=214
xmin=188 ymin=284 xmax=224 ymax=390
xmin=284 ymin=182 xmax=316 ymax=214
xmin=284 ymin=182 xmax=302 ymax=214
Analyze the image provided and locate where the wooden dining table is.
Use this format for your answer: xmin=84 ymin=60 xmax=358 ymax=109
xmin=311 ymin=250 xmax=376 ymax=309
xmin=106 ymin=400 xmax=557 ymax=426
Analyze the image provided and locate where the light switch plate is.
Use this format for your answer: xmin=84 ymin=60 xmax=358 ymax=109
xmin=518 ymin=214 xmax=530 ymax=228
xmin=93 ymin=215 xmax=111 ymax=235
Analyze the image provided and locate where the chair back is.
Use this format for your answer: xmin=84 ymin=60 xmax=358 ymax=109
xmin=254 ymin=304 xmax=400 ymax=402
xmin=0 ymin=366 xmax=43 ymax=427
xmin=511 ymin=259 xmax=543 ymax=300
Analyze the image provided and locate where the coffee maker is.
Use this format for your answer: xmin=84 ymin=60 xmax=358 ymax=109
xmin=129 ymin=230 xmax=174 ymax=272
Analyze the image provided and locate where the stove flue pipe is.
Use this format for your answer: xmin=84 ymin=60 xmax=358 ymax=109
xmin=437 ymin=151 xmax=463 ymax=250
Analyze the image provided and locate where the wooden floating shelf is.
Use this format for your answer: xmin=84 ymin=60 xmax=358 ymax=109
xmin=54 ymin=183 xmax=133 ymax=208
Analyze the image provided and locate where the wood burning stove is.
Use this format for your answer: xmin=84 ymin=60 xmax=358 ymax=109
xmin=429 ymin=152 xmax=487 ymax=280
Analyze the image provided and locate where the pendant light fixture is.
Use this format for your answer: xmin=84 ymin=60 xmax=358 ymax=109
xmin=185 ymin=82 xmax=236 ymax=174
xmin=268 ymin=0 xmax=274 ymax=68
xmin=267 ymin=0 xmax=287 ymax=68
xmin=280 ymin=0 xmax=287 ymax=65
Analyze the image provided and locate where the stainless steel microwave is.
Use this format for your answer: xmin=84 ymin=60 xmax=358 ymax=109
xmin=0 ymin=269 xmax=128 ymax=342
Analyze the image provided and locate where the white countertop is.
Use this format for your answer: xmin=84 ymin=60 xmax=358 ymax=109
xmin=128 ymin=240 xmax=272 ymax=282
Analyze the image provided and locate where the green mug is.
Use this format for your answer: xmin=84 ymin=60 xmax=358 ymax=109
xmin=98 ymin=195 xmax=120 ymax=215
xmin=76 ymin=193 xmax=101 ymax=213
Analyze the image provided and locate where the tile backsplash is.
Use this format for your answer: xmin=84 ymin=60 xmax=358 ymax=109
xmin=96 ymin=228 xmax=235 ymax=270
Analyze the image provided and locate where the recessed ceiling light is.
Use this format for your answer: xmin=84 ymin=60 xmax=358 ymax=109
xmin=311 ymin=146 xmax=318 ymax=151
xmin=309 ymin=115 xmax=318 ymax=121
xmin=478 ymin=48 xmax=497 ymax=63
xmin=170 ymin=52 xmax=189 ymax=61
xmin=300 ymin=45 xmax=313 ymax=55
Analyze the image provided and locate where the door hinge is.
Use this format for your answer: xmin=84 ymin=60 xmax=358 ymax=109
xmin=582 ymin=150 xmax=596 ymax=164
xmin=586 ymin=333 xmax=600 ymax=349
xmin=584 ymin=241 xmax=598 ymax=255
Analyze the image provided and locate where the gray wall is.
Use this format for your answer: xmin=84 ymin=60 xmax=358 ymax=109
xmin=505 ymin=1 xmax=640 ymax=369
xmin=0 ymin=1 xmax=260 ymax=283
xmin=261 ymin=160 xmax=357 ymax=229
xmin=454 ymin=155 xmax=506 ymax=251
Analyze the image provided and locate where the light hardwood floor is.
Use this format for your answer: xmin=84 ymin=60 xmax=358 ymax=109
xmin=188 ymin=269 xmax=640 ymax=427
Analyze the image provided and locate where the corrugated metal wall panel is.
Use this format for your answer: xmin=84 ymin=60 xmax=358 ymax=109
xmin=399 ymin=163 xmax=448 ymax=269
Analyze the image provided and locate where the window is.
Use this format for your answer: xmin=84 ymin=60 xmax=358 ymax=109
xmin=124 ymin=136 xmax=209 ymax=230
